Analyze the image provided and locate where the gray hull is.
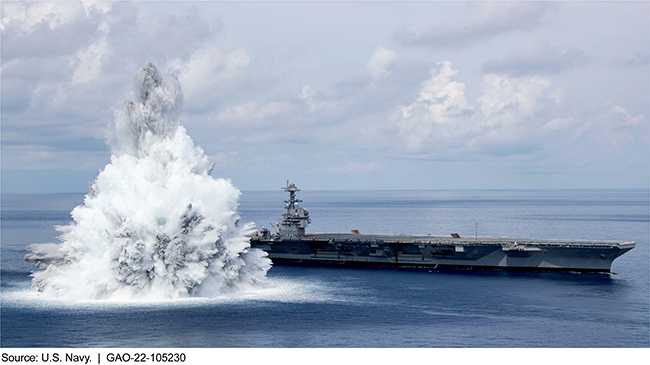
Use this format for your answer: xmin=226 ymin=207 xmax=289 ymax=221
xmin=251 ymin=233 xmax=635 ymax=272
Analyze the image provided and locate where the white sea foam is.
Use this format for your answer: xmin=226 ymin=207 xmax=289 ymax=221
xmin=1 ymin=277 xmax=336 ymax=309
xmin=25 ymin=63 xmax=271 ymax=300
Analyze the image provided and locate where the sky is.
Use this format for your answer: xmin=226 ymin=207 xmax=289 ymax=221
xmin=1 ymin=0 xmax=648 ymax=193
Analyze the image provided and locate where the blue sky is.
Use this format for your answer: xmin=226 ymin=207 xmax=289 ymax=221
xmin=1 ymin=1 xmax=648 ymax=193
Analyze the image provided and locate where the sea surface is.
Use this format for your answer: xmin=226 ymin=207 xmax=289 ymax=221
xmin=1 ymin=189 xmax=648 ymax=347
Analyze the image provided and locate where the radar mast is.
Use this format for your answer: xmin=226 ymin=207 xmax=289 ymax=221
xmin=276 ymin=180 xmax=311 ymax=238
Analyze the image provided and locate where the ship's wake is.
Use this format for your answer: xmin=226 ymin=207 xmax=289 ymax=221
xmin=25 ymin=63 xmax=271 ymax=300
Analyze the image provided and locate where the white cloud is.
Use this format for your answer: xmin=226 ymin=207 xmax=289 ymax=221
xmin=468 ymin=73 xmax=567 ymax=152
xmin=391 ymin=61 xmax=646 ymax=157
xmin=298 ymin=85 xmax=337 ymax=112
xmin=476 ymin=74 xmax=557 ymax=124
xmin=80 ymin=1 xmax=111 ymax=17
xmin=542 ymin=117 xmax=574 ymax=132
xmin=1 ymin=1 xmax=86 ymax=32
xmin=323 ymin=162 xmax=379 ymax=174
xmin=1 ymin=1 xmax=226 ymax=162
xmin=299 ymin=85 xmax=314 ymax=100
xmin=29 ymin=83 xmax=69 ymax=111
xmin=208 ymin=151 xmax=238 ymax=164
xmin=483 ymin=41 xmax=591 ymax=76
xmin=396 ymin=61 xmax=474 ymax=150
xmin=2 ymin=1 xmax=647 ymax=191
xmin=391 ymin=61 xmax=573 ymax=154
xmin=394 ymin=2 xmax=554 ymax=49
xmin=172 ymin=46 xmax=250 ymax=108
xmin=366 ymin=46 xmax=400 ymax=81
xmin=215 ymin=101 xmax=292 ymax=125
xmin=603 ymin=102 xmax=645 ymax=127
xmin=588 ymin=102 xmax=647 ymax=148
xmin=71 ymin=33 xmax=109 ymax=85
xmin=462 ymin=2 xmax=553 ymax=34
xmin=615 ymin=50 xmax=650 ymax=69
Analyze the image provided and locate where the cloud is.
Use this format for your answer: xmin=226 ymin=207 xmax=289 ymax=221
xmin=1 ymin=143 xmax=108 ymax=170
xmin=1 ymin=1 xmax=221 ymax=117
xmin=299 ymin=85 xmax=314 ymax=100
xmin=170 ymin=46 xmax=251 ymax=111
xmin=469 ymin=73 xmax=566 ymax=152
xmin=214 ymin=101 xmax=292 ymax=127
xmin=385 ymin=60 xmax=646 ymax=157
xmin=0 ymin=1 xmax=87 ymax=32
xmin=321 ymin=162 xmax=379 ymax=174
xmin=602 ymin=102 xmax=645 ymax=127
xmin=0 ymin=1 xmax=229 ymax=172
xmin=71 ymin=32 xmax=109 ymax=85
xmin=395 ymin=61 xmax=475 ymax=151
xmin=482 ymin=41 xmax=591 ymax=76
xmin=394 ymin=2 xmax=554 ymax=49
xmin=589 ymin=102 xmax=646 ymax=148
xmin=298 ymin=85 xmax=338 ymax=112
xmin=2 ymin=1 xmax=647 ymax=192
xmin=208 ymin=151 xmax=238 ymax=165
xmin=101 ymin=3 xmax=217 ymax=73
xmin=1 ymin=2 xmax=100 ymax=60
xmin=542 ymin=117 xmax=574 ymax=132
xmin=390 ymin=62 xmax=646 ymax=159
xmin=366 ymin=46 xmax=400 ymax=81
xmin=614 ymin=50 xmax=650 ymax=69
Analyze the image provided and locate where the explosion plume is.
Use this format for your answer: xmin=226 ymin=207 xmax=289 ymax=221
xmin=25 ymin=63 xmax=271 ymax=300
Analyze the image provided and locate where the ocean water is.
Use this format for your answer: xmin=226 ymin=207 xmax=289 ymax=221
xmin=1 ymin=189 xmax=648 ymax=347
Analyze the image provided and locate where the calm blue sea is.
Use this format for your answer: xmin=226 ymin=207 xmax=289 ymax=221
xmin=1 ymin=189 xmax=648 ymax=347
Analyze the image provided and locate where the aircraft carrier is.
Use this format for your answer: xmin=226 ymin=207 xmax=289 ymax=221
xmin=250 ymin=182 xmax=636 ymax=273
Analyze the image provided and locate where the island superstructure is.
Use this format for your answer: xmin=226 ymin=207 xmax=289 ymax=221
xmin=250 ymin=182 xmax=635 ymax=272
